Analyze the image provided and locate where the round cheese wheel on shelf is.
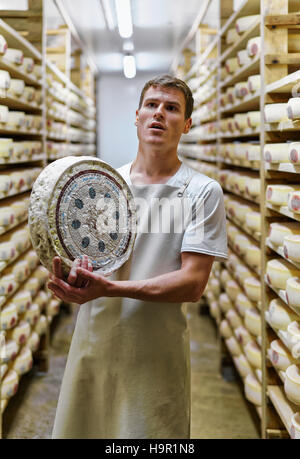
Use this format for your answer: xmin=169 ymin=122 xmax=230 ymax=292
xmin=237 ymin=50 xmax=252 ymax=67
xmin=286 ymin=277 xmax=300 ymax=312
xmin=245 ymin=211 xmax=261 ymax=232
xmin=29 ymin=156 xmax=137 ymax=278
xmin=12 ymin=347 xmax=33 ymax=376
xmin=266 ymin=184 xmax=300 ymax=206
xmin=245 ymin=307 xmax=261 ymax=336
xmin=269 ymin=339 xmax=296 ymax=371
xmin=11 ymin=289 xmax=32 ymax=313
xmin=0 ymin=105 xmax=9 ymax=124
xmin=0 ymin=69 xmax=10 ymax=90
xmin=226 ymin=308 xmax=243 ymax=329
xmin=226 ymin=27 xmax=240 ymax=44
xmin=1 ymin=339 xmax=19 ymax=364
xmin=20 ymin=303 xmax=40 ymax=326
xmin=0 ymin=302 xmax=18 ymax=330
xmin=8 ymin=78 xmax=25 ymax=96
xmin=284 ymin=364 xmax=300 ymax=406
xmin=219 ymin=292 xmax=233 ymax=313
xmin=263 ymin=143 xmax=290 ymax=163
xmin=283 ymin=235 xmax=300 ymax=261
xmin=287 ymin=97 xmax=300 ymax=120
xmin=1 ymin=369 xmax=19 ymax=399
xmin=235 ymin=292 xmax=253 ymax=317
xmin=288 ymin=190 xmax=300 ymax=213
xmin=219 ymin=319 xmax=232 ymax=338
xmin=235 ymin=15 xmax=260 ymax=34
xmin=245 ymin=244 xmax=261 ymax=268
xmin=268 ymin=298 xmax=299 ymax=330
xmin=225 ymin=57 xmax=239 ymax=75
xmin=264 ymin=103 xmax=288 ymax=123
xmin=266 ymin=259 xmax=300 ymax=290
xmin=268 ymin=221 xmax=300 ymax=246
xmin=244 ymin=340 xmax=262 ymax=369
xmin=234 ymin=81 xmax=249 ymax=99
xmin=245 ymin=373 xmax=262 ymax=405
xmin=34 ymin=314 xmax=47 ymax=335
xmin=5 ymin=48 xmax=23 ymax=65
xmin=234 ymin=113 xmax=248 ymax=130
xmin=247 ymin=36 xmax=261 ymax=57
xmin=244 ymin=276 xmax=261 ymax=301
xmin=27 ymin=331 xmax=40 ymax=353
xmin=34 ymin=290 xmax=49 ymax=311
xmin=234 ymin=233 xmax=251 ymax=256
xmin=247 ymin=74 xmax=260 ymax=93
xmin=247 ymin=110 xmax=260 ymax=128
xmin=234 ymin=325 xmax=252 ymax=346
xmin=21 ymin=57 xmax=34 ymax=74
xmin=225 ymin=336 xmax=242 ymax=356
xmin=235 ymin=353 xmax=253 ymax=378
xmin=6 ymin=319 xmax=31 ymax=345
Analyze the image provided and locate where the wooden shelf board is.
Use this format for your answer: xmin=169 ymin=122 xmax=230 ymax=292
xmin=0 ymin=94 xmax=42 ymax=113
xmin=267 ymin=385 xmax=299 ymax=437
xmin=0 ymin=18 xmax=41 ymax=60
xmin=220 ymin=0 xmax=260 ymax=39
xmin=0 ymin=127 xmax=44 ymax=137
xmin=265 ymin=14 xmax=300 ymax=27
xmin=265 ymin=162 xmax=300 ymax=174
xmin=185 ymin=35 xmax=218 ymax=80
xmin=220 ymin=55 xmax=260 ymax=89
xmin=221 ymin=92 xmax=260 ymax=114
xmin=266 ymin=202 xmax=300 ymax=222
xmin=266 ymin=238 xmax=300 ymax=270
xmin=266 ymin=69 xmax=300 ymax=94
xmin=264 ymin=275 xmax=300 ymax=319
xmin=0 ymin=57 xmax=41 ymax=87
xmin=219 ymin=128 xmax=260 ymax=139
xmin=219 ymin=157 xmax=260 ymax=171
xmin=220 ymin=20 xmax=260 ymax=63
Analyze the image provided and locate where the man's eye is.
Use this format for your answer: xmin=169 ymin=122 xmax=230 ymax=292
xmin=147 ymin=102 xmax=155 ymax=107
xmin=167 ymin=106 xmax=177 ymax=111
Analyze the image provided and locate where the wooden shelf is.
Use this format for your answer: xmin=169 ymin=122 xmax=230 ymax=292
xmin=266 ymin=202 xmax=300 ymax=223
xmin=221 ymin=92 xmax=260 ymax=114
xmin=265 ymin=162 xmax=300 ymax=174
xmin=219 ymin=128 xmax=260 ymax=139
xmin=266 ymin=69 xmax=300 ymax=94
xmin=267 ymin=385 xmax=299 ymax=438
xmin=267 ymin=238 xmax=300 ymax=270
xmin=220 ymin=0 xmax=260 ymax=39
xmin=220 ymin=55 xmax=260 ymax=89
xmin=0 ymin=127 xmax=44 ymax=137
xmin=219 ymin=157 xmax=260 ymax=171
xmin=0 ymin=56 xmax=41 ymax=87
xmin=226 ymin=212 xmax=261 ymax=243
xmin=0 ymin=94 xmax=43 ymax=113
xmin=0 ymin=19 xmax=41 ymax=60
xmin=220 ymin=19 xmax=260 ymax=64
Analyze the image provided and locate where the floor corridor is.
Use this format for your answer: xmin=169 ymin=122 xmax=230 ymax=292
xmin=2 ymin=302 xmax=260 ymax=439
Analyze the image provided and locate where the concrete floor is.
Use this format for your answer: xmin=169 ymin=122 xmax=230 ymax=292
xmin=2 ymin=302 xmax=260 ymax=439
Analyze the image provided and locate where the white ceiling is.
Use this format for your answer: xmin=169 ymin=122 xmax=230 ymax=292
xmin=46 ymin=0 xmax=219 ymax=75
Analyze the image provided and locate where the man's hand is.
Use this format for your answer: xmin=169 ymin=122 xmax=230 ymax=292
xmin=47 ymin=256 xmax=112 ymax=304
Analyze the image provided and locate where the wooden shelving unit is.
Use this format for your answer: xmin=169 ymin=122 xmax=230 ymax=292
xmin=0 ymin=0 xmax=98 ymax=439
xmin=176 ymin=0 xmax=300 ymax=439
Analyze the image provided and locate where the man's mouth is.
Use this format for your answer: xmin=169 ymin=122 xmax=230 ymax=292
xmin=149 ymin=122 xmax=165 ymax=130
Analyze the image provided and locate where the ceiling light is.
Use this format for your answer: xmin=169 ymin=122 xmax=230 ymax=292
xmin=99 ymin=0 xmax=115 ymax=31
xmin=115 ymin=0 xmax=133 ymax=38
xmin=123 ymin=54 xmax=136 ymax=79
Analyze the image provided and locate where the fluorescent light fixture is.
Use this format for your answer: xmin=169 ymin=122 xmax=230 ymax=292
xmin=100 ymin=0 xmax=115 ymax=31
xmin=115 ymin=0 xmax=133 ymax=38
xmin=123 ymin=40 xmax=134 ymax=52
xmin=123 ymin=54 xmax=136 ymax=79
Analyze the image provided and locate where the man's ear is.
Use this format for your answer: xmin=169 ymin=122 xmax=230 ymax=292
xmin=135 ymin=109 xmax=139 ymax=126
xmin=183 ymin=117 xmax=192 ymax=134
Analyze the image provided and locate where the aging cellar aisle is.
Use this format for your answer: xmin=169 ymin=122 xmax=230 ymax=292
xmin=2 ymin=302 xmax=259 ymax=439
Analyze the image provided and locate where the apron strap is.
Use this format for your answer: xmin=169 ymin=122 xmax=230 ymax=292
xmin=177 ymin=174 xmax=196 ymax=197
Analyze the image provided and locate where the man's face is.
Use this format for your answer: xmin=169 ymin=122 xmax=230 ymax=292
xmin=135 ymin=85 xmax=192 ymax=149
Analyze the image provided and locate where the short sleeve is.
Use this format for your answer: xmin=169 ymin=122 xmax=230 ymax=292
xmin=181 ymin=180 xmax=228 ymax=262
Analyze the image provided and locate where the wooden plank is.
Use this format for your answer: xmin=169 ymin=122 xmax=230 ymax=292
xmin=220 ymin=19 xmax=260 ymax=63
xmin=266 ymin=69 xmax=300 ymax=93
xmin=267 ymin=385 xmax=298 ymax=437
xmin=220 ymin=55 xmax=260 ymax=89
xmin=265 ymin=13 xmax=300 ymax=26
xmin=0 ymin=18 xmax=41 ymax=60
xmin=220 ymin=0 xmax=260 ymax=38
xmin=0 ymin=56 xmax=41 ymax=87
xmin=221 ymin=92 xmax=260 ymax=114
xmin=265 ymin=53 xmax=300 ymax=64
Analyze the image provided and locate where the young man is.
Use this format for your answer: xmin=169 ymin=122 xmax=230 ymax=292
xmin=49 ymin=75 xmax=228 ymax=439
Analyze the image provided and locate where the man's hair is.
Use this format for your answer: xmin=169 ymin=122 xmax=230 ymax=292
xmin=138 ymin=74 xmax=194 ymax=120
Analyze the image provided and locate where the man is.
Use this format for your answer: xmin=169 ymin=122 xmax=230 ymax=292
xmin=49 ymin=75 xmax=228 ymax=439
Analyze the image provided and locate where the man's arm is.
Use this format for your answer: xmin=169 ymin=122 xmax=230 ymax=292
xmin=47 ymin=252 xmax=214 ymax=305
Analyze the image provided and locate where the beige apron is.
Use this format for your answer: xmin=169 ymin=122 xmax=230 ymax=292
xmin=52 ymin=177 xmax=194 ymax=439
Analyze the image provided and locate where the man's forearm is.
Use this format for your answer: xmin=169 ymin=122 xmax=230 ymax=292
xmin=106 ymin=269 xmax=203 ymax=303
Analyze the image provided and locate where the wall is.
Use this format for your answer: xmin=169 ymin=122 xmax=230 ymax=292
xmin=97 ymin=72 xmax=157 ymax=170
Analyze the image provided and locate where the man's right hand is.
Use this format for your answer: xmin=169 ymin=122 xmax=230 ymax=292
xmin=52 ymin=255 xmax=93 ymax=288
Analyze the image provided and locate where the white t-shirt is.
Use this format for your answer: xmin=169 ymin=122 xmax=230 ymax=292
xmin=118 ymin=161 xmax=228 ymax=262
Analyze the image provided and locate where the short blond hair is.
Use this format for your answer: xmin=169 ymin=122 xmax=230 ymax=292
xmin=138 ymin=74 xmax=194 ymax=120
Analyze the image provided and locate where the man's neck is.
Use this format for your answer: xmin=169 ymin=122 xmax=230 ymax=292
xmin=131 ymin=146 xmax=181 ymax=185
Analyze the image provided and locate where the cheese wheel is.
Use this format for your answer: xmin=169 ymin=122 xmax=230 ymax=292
xmin=234 ymin=81 xmax=249 ymax=99
xmin=289 ymin=142 xmax=300 ymax=164
xmin=27 ymin=331 xmax=40 ymax=353
xmin=8 ymin=79 xmax=25 ymax=96
xmin=0 ymin=105 xmax=8 ymax=124
xmin=264 ymin=143 xmax=290 ymax=163
xmin=247 ymin=36 xmax=261 ymax=57
xmin=22 ymin=277 xmax=39 ymax=297
xmin=1 ymin=369 xmax=19 ymax=399
xmin=235 ymin=15 xmax=260 ymax=34
xmin=245 ymin=178 xmax=260 ymax=197
xmin=0 ymin=273 xmax=17 ymax=295
xmin=226 ymin=308 xmax=243 ymax=329
xmin=266 ymin=184 xmax=300 ymax=206
xmin=269 ymin=222 xmax=300 ymax=246
xmin=33 ymin=265 xmax=49 ymax=286
xmin=34 ymin=314 xmax=47 ymax=335
xmin=0 ymin=172 xmax=12 ymax=193
xmin=7 ymin=111 xmax=25 ymax=128
xmin=245 ymin=211 xmax=261 ymax=232
xmin=13 ymin=347 xmax=33 ymax=376
xmin=226 ymin=87 xmax=235 ymax=105
xmin=288 ymin=190 xmax=300 ymax=213
xmin=287 ymin=322 xmax=300 ymax=357
xmin=33 ymin=65 xmax=42 ymax=79
xmin=247 ymin=111 xmax=260 ymax=128
xmin=234 ymin=233 xmax=251 ymax=256
xmin=1 ymin=339 xmax=19 ymax=364
xmin=0 ymin=34 xmax=7 ymax=54
xmin=234 ymin=113 xmax=248 ymax=130
xmin=245 ymin=374 xmax=262 ymax=405
xmin=219 ymin=292 xmax=233 ymax=313
xmin=11 ymin=227 xmax=30 ymax=251
xmin=0 ymin=303 xmax=18 ymax=330
xmin=5 ymin=48 xmax=23 ymax=65
xmin=235 ymin=264 xmax=252 ymax=284
xmin=264 ymin=103 xmax=288 ymax=123
xmin=23 ymin=250 xmax=39 ymax=271
xmin=235 ymin=325 xmax=252 ymax=347
xmin=24 ymin=86 xmax=35 ymax=102
xmin=235 ymin=292 xmax=253 ymax=317
xmin=235 ymin=353 xmax=253 ymax=378
xmin=286 ymin=277 xmax=300 ymax=311
xmin=6 ymin=319 xmax=30 ymax=345
xmin=268 ymin=298 xmax=299 ymax=331
xmin=34 ymin=290 xmax=49 ymax=312
xmin=28 ymin=156 xmax=136 ymax=278
xmin=247 ymin=74 xmax=260 ymax=93
xmin=266 ymin=259 xmax=300 ymax=290
xmin=287 ymin=97 xmax=300 ymax=120
xmin=20 ymin=303 xmax=40 ymax=326
xmin=220 ymin=319 xmax=233 ymax=338
xmin=283 ymin=235 xmax=300 ymax=261
xmin=269 ymin=339 xmax=296 ymax=371
xmin=226 ymin=27 xmax=240 ymax=44
xmin=246 ymin=144 xmax=260 ymax=161
xmin=0 ymin=69 xmax=10 ymax=90
xmin=244 ymin=341 xmax=262 ymax=369
xmin=237 ymin=50 xmax=252 ymax=67
xmin=20 ymin=57 xmax=34 ymax=74
xmin=245 ymin=244 xmax=261 ymax=268
xmin=284 ymin=364 xmax=300 ymax=406
xmin=46 ymin=298 xmax=60 ymax=317
xmin=11 ymin=289 xmax=32 ymax=314
xmin=244 ymin=276 xmax=261 ymax=301
xmin=225 ymin=57 xmax=239 ymax=75
xmin=245 ymin=307 xmax=261 ymax=336
xmin=226 ymin=279 xmax=242 ymax=302
xmin=225 ymin=336 xmax=242 ymax=356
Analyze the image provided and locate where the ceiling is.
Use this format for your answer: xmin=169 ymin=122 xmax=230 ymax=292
xmin=45 ymin=0 xmax=219 ymax=76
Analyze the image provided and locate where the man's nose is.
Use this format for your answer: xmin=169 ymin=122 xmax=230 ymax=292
xmin=154 ymin=103 xmax=164 ymax=118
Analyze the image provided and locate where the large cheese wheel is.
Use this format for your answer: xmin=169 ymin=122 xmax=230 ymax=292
xmin=1 ymin=339 xmax=19 ymax=364
xmin=0 ymin=34 xmax=7 ymax=54
xmin=247 ymin=111 xmax=260 ymax=128
xmin=6 ymin=319 xmax=31 ymax=345
xmin=225 ymin=57 xmax=239 ymax=75
xmin=246 ymin=144 xmax=260 ymax=161
xmin=0 ymin=69 xmax=10 ymax=90
xmin=264 ymin=103 xmax=288 ymax=123
xmin=27 ymin=331 xmax=40 ymax=353
xmin=7 ymin=111 xmax=25 ymax=128
xmin=284 ymin=364 xmax=300 ymax=406
xmin=266 ymin=258 xmax=300 ymax=290
xmin=237 ymin=50 xmax=252 ymax=67
xmin=286 ymin=277 xmax=300 ymax=311
xmin=245 ymin=177 xmax=261 ymax=197
xmin=226 ymin=87 xmax=235 ymax=105
xmin=234 ymin=113 xmax=248 ymax=130
xmin=226 ymin=27 xmax=240 ymax=44
xmin=235 ymin=353 xmax=253 ymax=378
xmin=244 ymin=276 xmax=261 ymax=301
xmin=28 ymin=156 xmax=136 ymax=277
xmin=266 ymin=184 xmax=300 ymax=206
xmin=269 ymin=221 xmax=300 ymax=246
xmin=20 ymin=57 xmax=34 ymax=74
xmin=289 ymin=142 xmax=300 ymax=164
xmin=288 ymin=190 xmax=300 ymax=213
xmin=0 ymin=302 xmax=18 ymax=330
xmin=12 ymin=347 xmax=33 ymax=376
xmin=244 ymin=341 xmax=262 ymax=369
xmin=8 ymin=79 xmax=25 ymax=97
xmin=1 ymin=369 xmax=19 ymax=399
xmin=264 ymin=143 xmax=290 ymax=163
xmin=247 ymin=36 xmax=261 ymax=57
xmin=235 ymin=292 xmax=253 ymax=317
xmin=0 ymin=105 xmax=9 ymax=124
xmin=245 ymin=244 xmax=261 ymax=268
xmin=284 ymin=235 xmax=300 ymax=262
xmin=219 ymin=319 xmax=232 ymax=338
xmin=247 ymin=74 xmax=260 ymax=93
xmin=245 ymin=211 xmax=261 ymax=232
xmin=268 ymin=297 xmax=298 ymax=330
xmin=235 ymin=15 xmax=260 ymax=34
xmin=287 ymin=98 xmax=300 ymax=120
xmin=245 ymin=307 xmax=261 ymax=336
xmin=34 ymin=314 xmax=47 ymax=335
xmin=11 ymin=289 xmax=32 ymax=313
xmin=225 ymin=336 xmax=242 ymax=356
xmin=5 ymin=48 xmax=23 ymax=65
